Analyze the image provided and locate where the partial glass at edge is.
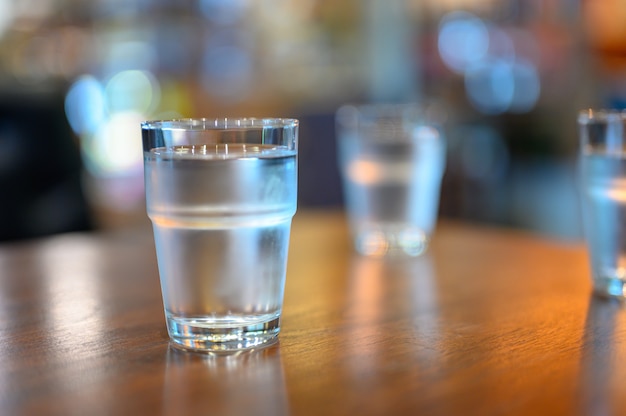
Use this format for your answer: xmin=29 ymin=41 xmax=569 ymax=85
xmin=142 ymin=118 xmax=298 ymax=351
xmin=578 ymin=109 xmax=626 ymax=298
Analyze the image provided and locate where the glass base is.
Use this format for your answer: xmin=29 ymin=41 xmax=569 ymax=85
xmin=354 ymin=225 xmax=429 ymax=257
xmin=593 ymin=275 xmax=626 ymax=299
xmin=166 ymin=314 xmax=281 ymax=352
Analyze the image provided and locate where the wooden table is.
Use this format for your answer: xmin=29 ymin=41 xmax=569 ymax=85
xmin=0 ymin=209 xmax=623 ymax=415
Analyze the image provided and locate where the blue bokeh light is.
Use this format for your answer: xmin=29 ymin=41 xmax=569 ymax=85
xmin=64 ymin=75 xmax=107 ymax=136
xmin=438 ymin=11 xmax=489 ymax=75
xmin=438 ymin=10 xmax=541 ymax=115
xmin=465 ymin=58 xmax=515 ymax=115
xmin=509 ymin=59 xmax=540 ymax=113
xmin=65 ymin=69 xmax=161 ymax=178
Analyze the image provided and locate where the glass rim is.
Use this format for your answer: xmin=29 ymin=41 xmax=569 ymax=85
xmin=337 ymin=102 xmax=433 ymax=116
xmin=141 ymin=117 xmax=299 ymax=130
xmin=578 ymin=108 xmax=626 ymax=124
xmin=336 ymin=102 xmax=446 ymax=126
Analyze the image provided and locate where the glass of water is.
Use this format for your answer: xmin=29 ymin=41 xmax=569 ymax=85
xmin=141 ymin=118 xmax=298 ymax=351
xmin=336 ymin=103 xmax=446 ymax=257
xmin=578 ymin=109 xmax=626 ymax=298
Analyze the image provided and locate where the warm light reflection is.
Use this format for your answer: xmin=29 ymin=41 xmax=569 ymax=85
xmin=344 ymin=255 xmax=386 ymax=383
xmin=355 ymin=230 xmax=390 ymax=257
xmin=36 ymin=236 xmax=106 ymax=360
xmin=345 ymin=255 xmax=441 ymax=375
xmin=406 ymin=254 xmax=441 ymax=364
xmin=163 ymin=345 xmax=290 ymax=415
xmin=599 ymin=179 xmax=626 ymax=203
xmin=583 ymin=0 xmax=626 ymax=51
xmin=348 ymin=257 xmax=385 ymax=325
xmin=347 ymin=159 xmax=382 ymax=185
xmin=347 ymin=159 xmax=414 ymax=185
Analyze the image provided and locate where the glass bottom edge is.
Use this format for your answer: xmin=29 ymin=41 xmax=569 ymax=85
xmin=593 ymin=275 xmax=626 ymax=299
xmin=353 ymin=228 xmax=431 ymax=257
xmin=166 ymin=314 xmax=281 ymax=352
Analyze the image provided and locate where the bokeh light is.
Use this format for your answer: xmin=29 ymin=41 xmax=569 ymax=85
xmin=65 ymin=75 xmax=107 ymax=137
xmin=465 ymin=58 xmax=515 ymax=115
xmin=104 ymin=69 xmax=160 ymax=115
xmin=438 ymin=11 xmax=489 ymax=75
xmin=0 ymin=1 xmax=13 ymax=38
xmin=90 ymin=111 xmax=145 ymax=176
xmin=438 ymin=10 xmax=541 ymax=115
xmin=65 ymin=69 xmax=160 ymax=178
xmin=508 ymin=59 xmax=540 ymax=113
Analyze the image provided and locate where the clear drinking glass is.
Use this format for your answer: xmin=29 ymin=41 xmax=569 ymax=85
xmin=578 ymin=109 xmax=626 ymax=298
xmin=336 ymin=103 xmax=446 ymax=257
xmin=141 ymin=118 xmax=298 ymax=351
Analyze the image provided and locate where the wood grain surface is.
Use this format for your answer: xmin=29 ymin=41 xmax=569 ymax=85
xmin=0 ymin=209 xmax=623 ymax=416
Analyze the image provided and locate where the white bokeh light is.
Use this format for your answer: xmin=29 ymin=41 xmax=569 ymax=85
xmin=105 ymin=69 xmax=160 ymax=115
xmin=90 ymin=111 xmax=145 ymax=176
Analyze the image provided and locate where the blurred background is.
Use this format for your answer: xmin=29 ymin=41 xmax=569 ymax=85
xmin=0 ymin=0 xmax=624 ymax=242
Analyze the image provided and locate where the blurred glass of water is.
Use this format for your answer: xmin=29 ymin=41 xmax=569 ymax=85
xmin=336 ymin=104 xmax=446 ymax=257
xmin=578 ymin=109 xmax=626 ymax=298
